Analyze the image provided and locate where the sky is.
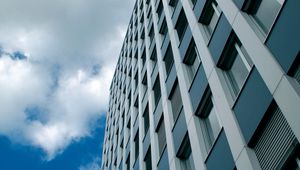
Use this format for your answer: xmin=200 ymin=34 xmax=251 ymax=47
xmin=0 ymin=0 xmax=134 ymax=169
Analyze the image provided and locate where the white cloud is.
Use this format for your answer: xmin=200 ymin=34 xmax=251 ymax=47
xmin=79 ymin=156 xmax=101 ymax=170
xmin=0 ymin=0 xmax=134 ymax=160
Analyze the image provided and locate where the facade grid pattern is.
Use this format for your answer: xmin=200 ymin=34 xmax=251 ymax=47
xmin=101 ymin=0 xmax=300 ymax=169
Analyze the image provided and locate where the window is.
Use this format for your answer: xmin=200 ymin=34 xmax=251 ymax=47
xmin=149 ymin=26 xmax=154 ymax=46
xmin=169 ymin=81 xmax=183 ymax=122
xmin=175 ymin=10 xmax=188 ymax=42
xmin=169 ymin=0 xmax=179 ymax=15
xmin=290 ymin=53 xmax=300 ymax=85
xmin=157 ymin=0 xmax=163 ymax=20
xmin=199 ymin=0 xmax=221 ymax=38
xmin=159 ymin=18 xmax=168 ymax=45
xmin=153 ymin=75 xmax=161 ymax=106
xmin=190 ymin=0 xmax=197 ymax=6
xmin=134 ymin=71 xmax=138 ymax=92
xmin=250 ymin=103 xmax=298 ymax=170
xmin=144 ymin=147 xmax=152 ymax=170
xmin=183 ymin=39 xmax=201 ymax=84
xmin=219 ymin=34 xmax=253 ymax=99
xmin=197 ymin=89 xmax=222 ymax=152
xmin=141 ymin=49 xmax=146 ymax=67
xmin=163 ymin=44 xmax=174 ymax=76
xmin=150 ymin=47 xmax=157 ymax=74
xmin=142 ymin=72 xmax=148 ymax=100
xmin=177 ymin=135 xmax=195 ymax=170
xmin=156 ymin=117 xmax=166 ymax=157
xmin=126 ymin=154 xmax=130 ymax=170
xmin=134 ymin=131 xmax=139 ymax=162
xmin=244 ymin=0 xmax=284 ymax=34
xmin=143 ymin=105 xmax=150 ymax=135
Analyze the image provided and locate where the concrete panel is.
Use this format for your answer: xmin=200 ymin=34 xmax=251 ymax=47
xmin=266 ymin=0 xmax=300 ymax=72
xmin=206 ymin=130 xmax=235 ymax=170
xmin=208 ymin=14 xmax=232 ymax=65
xmin=233 ymin=68 xmax=273 ymax=143
xmin=157 ymin=147 xmax=170 ymax=170
xmin=172 ymin=109 xmax=188 ymax=154
xmin=189 ymin=65 xmax=208 ymax=113
xmin=179 ymin=26 xmax=193 ymax=62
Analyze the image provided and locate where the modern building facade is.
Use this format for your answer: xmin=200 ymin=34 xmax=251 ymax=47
xmin=101 ymin=0 xmax=300 ymax=169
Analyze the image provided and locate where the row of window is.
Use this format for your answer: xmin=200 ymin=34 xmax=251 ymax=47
xmin=103 ymin=0 xmax=296 ymax=169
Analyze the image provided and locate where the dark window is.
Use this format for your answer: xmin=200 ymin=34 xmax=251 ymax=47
xmin=156 ymin=117 xmax=166 ymax=156
xmin=159 ymin=18 xmax=168 ymax=45
xmin=126 ymin=154 xmax=130 ymax=170
xmin=196 ymin=89 xmax=222 ymax=152
xmin=177 ymin=134 xmax=195 ymax=170
xmin=142 ymin=72 xmax=148 ymax=100
xmin=157 ymin=0 xmax=163 ymax=20
xmin=153 ymin=75 xmax=161 ymax=106
xmin=190 ymin=0 xmax=197 ymax=6
xmin=183 ymin=39 xmax=201 ymax=84
xmin=163 ymin=44 xmax=174 ymax=76
xmin=134 ymin=71 xmax=138 ymax=92
xmin=134 ymin=131 xmax=139 ymax=161
xmin=169 ymin=81 xmax=183 ymax=122
xmin=141 ymin=49 xmax=146 ymax=66
xmin=218 ymin=33 xmax=253 ymax=99
xmin=243 ymin=0 xmax=284 ymax=34
xmin=199 ymin=0 xmax=221 ymax=38
xmin=143 ymin=105 xmax=150 ymax=135
xmin=175 ymin=9 xmax=188 ymax=41
xmin=149 ymin=26 xmax=155 ymax=46
xmin=144 ymin=147 xmax=152 ymax=170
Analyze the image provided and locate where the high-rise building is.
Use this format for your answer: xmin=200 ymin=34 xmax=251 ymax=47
xmin=101 ymin=0 xmax=300 ymax=169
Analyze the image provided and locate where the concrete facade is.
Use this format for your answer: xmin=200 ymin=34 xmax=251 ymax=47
xmin=101 ymin=0 xmax=300 ymax=169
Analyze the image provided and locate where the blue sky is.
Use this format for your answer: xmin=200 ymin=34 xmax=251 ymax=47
xmin=0 ymin=0 xmax=134 ymax=169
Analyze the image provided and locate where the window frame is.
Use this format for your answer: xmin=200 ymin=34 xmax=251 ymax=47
xmin=199 ymin=0 xmax=222 ymax=41
xmin=196 ymin=88 xmax=222 ymax=154
xmin=218 ymin=33 xmax=254 ymax=101
xmin=242 ymin=0 xmax=285 ymax=39
xmin=183 ymin=39 xmax=201 ymax=86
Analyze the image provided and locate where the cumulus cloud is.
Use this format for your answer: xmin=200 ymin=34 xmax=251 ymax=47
xmin=0 ymin=0 xmax=134 ymax=160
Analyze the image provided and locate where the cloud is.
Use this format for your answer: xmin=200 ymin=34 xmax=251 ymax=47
xmin=78 ymin=156 xmax=101 ymax=170
xmin=0 ymin=0 xmax=134 ymax=160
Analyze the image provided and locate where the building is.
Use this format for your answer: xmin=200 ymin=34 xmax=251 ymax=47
xmin=101 ymin=0 xmax=300 ymax=169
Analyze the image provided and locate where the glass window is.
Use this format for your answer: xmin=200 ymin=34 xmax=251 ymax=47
xmin=170 ymin=82 xmax=183 ymax=122
xmin=159 ymin=18 xmax=168 ymax=44
xmin=183 ymin=39 xmax=201 ymax=84
xmin=143 ymin=106 xmax=150 ymax=135
xmin=157 ymin=117 xmax=166 ymax=156
xmin=197 ymin=90 xmax=222 ymax=152
xmin=177 ymin=135 xmax=195 ymax=170
xmin=224 ymin=42 xmax=253 ymax=98
xmin=142 ymin=72 xmax=147 ymax=100
xmin=190 ymin=0 xmax=197 ymax=6
xmin=175 ymin=9 xmax=188 ymax=41
xmin=199 ymin=0 xmax=221 ymax=38
xmin=144 ymin=148 xmax=152 ymax=170
xmin=149 ymin=26 xmax=154 ymax=46
xmin=126 ymin=154 xmax=130 ymax=170
xmin=134 ymin=131 xmax=139 ymax=161
xmin=163 ymin=45 xmax=174 ymax=76
xmin=153 ymin=76 xmax=161 ymax=106
xmin=250 ymin=0 xmax=284 ymax=34
xmin=157 ymin=0 xmax=163 ymax=20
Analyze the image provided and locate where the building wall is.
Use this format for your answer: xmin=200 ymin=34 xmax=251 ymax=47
xmin=101 ymin=0 xmax=300 ymax=169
